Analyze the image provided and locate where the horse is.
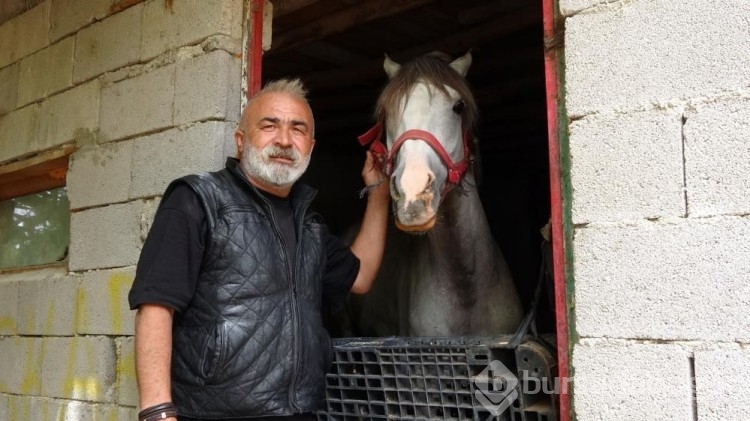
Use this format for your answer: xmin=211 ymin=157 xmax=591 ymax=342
xmin=349 ymin=51 xmax=523 ymax=337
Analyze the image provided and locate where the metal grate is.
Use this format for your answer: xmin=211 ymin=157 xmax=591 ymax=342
xmin=315 ymin=336 xmax=558 ymax=421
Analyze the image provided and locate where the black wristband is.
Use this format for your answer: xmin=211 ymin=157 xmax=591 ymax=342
xmin=138 ymin=402 xmax=178 ymax=421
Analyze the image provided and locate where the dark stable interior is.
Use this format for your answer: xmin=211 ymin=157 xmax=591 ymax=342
xmin=262 ymin=0 xmax=555 ymax=334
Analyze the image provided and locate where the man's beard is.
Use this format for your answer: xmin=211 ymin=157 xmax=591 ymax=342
xmin=240 ymin=143 xmax=310 ymax=188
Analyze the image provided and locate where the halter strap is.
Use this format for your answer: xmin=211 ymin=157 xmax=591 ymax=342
xmin=357 ymin=123 xmax=388 ymax=157
xmin=358 ymin=122 xmax=471 ymax=186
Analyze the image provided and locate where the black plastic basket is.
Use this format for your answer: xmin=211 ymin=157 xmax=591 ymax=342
xmin=315 ymin=335 xmax=558 ymax=420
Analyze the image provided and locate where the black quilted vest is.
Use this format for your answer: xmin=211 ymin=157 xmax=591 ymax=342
xmin=169 ymin=158 xmax=332 ymax=418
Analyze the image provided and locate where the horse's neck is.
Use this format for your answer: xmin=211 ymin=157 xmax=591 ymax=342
xmin=431 ymin=174 xmax=493 ymax=247
xmin=426 ymin=173 xmax=498 ymax=276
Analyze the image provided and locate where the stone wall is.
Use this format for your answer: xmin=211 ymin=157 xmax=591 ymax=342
xmin=561 ymin=0 xmax=750 ymax=419
xmin=0 ymin=0 xmax=243 ymax=418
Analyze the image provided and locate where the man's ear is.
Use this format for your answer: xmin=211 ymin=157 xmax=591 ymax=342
xmin=310 ymin=137 xmax=316 ymax=152
xmin=234 ymin=130 xmax=244 ymax=158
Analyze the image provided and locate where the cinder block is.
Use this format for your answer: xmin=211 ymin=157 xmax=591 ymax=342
xmin=570 ymin=109 xmax=685 ymax=224
xmin=0 ymin=104 xmax=39 ymax=162
xmin=69 ymin=201 xmax=143 ymax=271
xmin=116 ymin=336 xmax=138 ymax=406
xmin=41 ymin=336 xmax=117 ymax=402
xmin=0 ymin=337 xmax=43 ymax=395
xmin=0 ymin=2 xmax=50 ymax=69
xmin=5 ymin=395 xmax=32 ymax=421
xmin=560 ymin=0 xmax=616 ymax=16
xmin=11 ymin=396 xmax=65 ymax=420
xmin=565 ymin=0 xmax=750 ymax=117
xmin=0 ymin=394 xmax=7 ymax=421
xmin=174 ymin=50 xmax=242 ymax=125
xmin=18 ymin=36 xmax=75 ymax=106
xmin=78 ymin=267 xmax=136 ymax=335
xmin=0 ymin=63 xmax=19 ymax=115
xmin=50 ymin=0 xmax=112 ymax=42
xmin=574 ymin=216 xmax=750 ymax=341
xmin=130 ymin=121 xmax=235 ymax=198
xmin=684 ymin=98 xmax=750 ymax=217
xmin=73 ymin=4 xmax=143 ymax=83
xmin=99 ymin=64 xmax=175 ymax=142
xmin=18 ymin=274 xmax=78 ymax=336
xmin=9 ymin=396 xmax=132 ymax=420
xmin=67 ymin=140 xmax=134 ymax=210
xmin=0 ymin=21 xmax=14 ymax=70
xmin=0 ymin=281 xmax=19 ymax=335
xmin=695 ymin=349 xmax=750 ymax=421
xmin=140 ymin=197 xmax=162 ymax=242
xmin=37 ymin=79 xmax=100 ymax=150
xmin=141 ymin=0 xmax=242 ymax=60
xmin=119 ymin=406 xmax=139 ymax=420
xmin=572 ymin=340 xmax=692 ymax=420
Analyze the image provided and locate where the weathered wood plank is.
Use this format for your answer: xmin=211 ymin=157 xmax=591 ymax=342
xmin=301 ymin=7 xmax=538 ymax=90
xmin=0 ymin=152 xmax=72 ymax=201
xmin=272 ymin=0 xmax=319 ymax=17
xmin=270 ymin=0 xmax=435 ymax=53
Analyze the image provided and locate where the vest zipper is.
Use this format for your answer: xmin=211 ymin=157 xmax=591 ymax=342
xmin=230 ymin=164 xmax=316 ymax=413
xmin=287 ymin=199 xmax=310 ymax=413
xmin=262 ymin=195 xmax=310 ymax=413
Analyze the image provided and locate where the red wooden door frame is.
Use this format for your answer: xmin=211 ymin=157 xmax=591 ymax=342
xmin=247 ymin=0 xmax=264 ymax=99
xmin=542 ymin=0 xmax=571 ymax=419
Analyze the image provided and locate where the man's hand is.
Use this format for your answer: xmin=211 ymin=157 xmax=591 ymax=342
xmin=361 ymin=150 xmax=383 ymax=183
xmin=360 ymin=151 xmax=390 ymax=200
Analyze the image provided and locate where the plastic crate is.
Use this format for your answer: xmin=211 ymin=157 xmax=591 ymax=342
xmin=315 ymin=336 xmax=558 ymax=420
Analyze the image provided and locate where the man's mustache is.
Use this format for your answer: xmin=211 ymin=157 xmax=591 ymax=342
xmin=262 ymin=145 xmax=301 ymax=163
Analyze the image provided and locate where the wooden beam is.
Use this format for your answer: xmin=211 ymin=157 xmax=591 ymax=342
xmin=301 ymin=7 xmax=538 ymax=90
xmin=272 ymin=0 xmax=319 ymax=17
xmin=0 ymin=144 xmax=76 ymax=176
xmin=457 ymin=0 xmax=528 ymax=25
xmin=0 ymin=153 xmax=72 ymax=201
xmin=297 ymin=41 xmax=369 ymax=66
xmin=270 ymin=0 xmax=435 ymax=54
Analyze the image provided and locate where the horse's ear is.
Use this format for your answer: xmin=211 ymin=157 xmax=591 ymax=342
xmin=449 ymin=51 xmax=472 ymax=77
xmin=384 ymin=54 xmax=401 ymax=79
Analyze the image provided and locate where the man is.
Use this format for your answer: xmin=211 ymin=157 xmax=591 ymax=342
xmin=128 ymin=78 xmax=389 ymax=421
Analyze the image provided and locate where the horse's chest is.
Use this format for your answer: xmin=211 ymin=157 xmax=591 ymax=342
xmin=408 ymin=271 xmax=471 ymax=336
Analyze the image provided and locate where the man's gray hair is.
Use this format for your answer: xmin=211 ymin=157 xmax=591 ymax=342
xmin=256 ymin=78 xmax=309 ymax=101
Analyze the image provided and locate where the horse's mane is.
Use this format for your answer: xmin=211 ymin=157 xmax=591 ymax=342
xmin=375 ymin=52 xmax=479 ymax=136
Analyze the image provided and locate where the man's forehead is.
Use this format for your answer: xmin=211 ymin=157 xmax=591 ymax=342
xmin=251 ymin=93 xmax=311 ymax=119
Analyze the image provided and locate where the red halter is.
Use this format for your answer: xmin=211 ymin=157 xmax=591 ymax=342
xmin=357 ymin=122 xmax=472 ymax=186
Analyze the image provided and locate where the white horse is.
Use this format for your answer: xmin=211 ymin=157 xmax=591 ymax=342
xmin=350 ymin=52 xmax=523 ymax=336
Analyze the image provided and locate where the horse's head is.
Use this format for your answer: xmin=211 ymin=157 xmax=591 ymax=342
xmin=375 ymin=51 xmax=477 ymax=233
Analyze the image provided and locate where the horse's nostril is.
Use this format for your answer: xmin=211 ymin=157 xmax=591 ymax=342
xmin=422 ymin=173 xmax=435 ymax=195
xmin=390 ymin=177 xmax=401 ymax=200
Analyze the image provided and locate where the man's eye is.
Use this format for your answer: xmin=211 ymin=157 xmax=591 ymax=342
xmin=261 ymin=125 xmax=275 ymax=131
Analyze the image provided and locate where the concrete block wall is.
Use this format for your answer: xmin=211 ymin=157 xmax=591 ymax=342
xmin=562 ymin=0 xmax=750 ymax=419
xmin=0 ymin=0 xmax=243 ymax=418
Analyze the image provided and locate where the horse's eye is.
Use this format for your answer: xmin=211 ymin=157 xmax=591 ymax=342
xmin=452 ymin=100 xmax=465 ymax=114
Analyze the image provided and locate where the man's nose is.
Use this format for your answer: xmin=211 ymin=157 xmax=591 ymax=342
xmin=275 ymin=127 xmax=293 ymax=146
